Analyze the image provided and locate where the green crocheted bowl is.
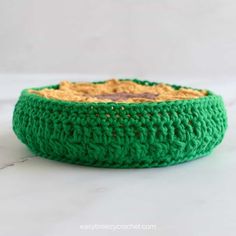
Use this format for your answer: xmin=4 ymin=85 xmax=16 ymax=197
xmin=13 ymin=79 xmax=227 ymax=168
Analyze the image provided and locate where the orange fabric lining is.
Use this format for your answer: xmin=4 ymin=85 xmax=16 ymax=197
xmin=29 ymin=79 xmax=207 ymax=103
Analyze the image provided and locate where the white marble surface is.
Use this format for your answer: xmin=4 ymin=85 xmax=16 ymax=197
xmin=0 ymin=75 xmax=235 ymax=236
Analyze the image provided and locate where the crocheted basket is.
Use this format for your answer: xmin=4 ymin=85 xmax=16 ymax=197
xmin=13 ymin=79 xmax=227 ymax=168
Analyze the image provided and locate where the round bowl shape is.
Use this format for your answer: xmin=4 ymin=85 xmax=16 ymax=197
xmin=12 ymin=79 xmax=227 ymax=168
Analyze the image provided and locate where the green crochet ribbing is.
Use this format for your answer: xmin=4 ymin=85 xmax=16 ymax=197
xmin=12 ymin=79 xmax=227 ymax=168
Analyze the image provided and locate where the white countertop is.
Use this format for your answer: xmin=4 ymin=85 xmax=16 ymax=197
xmin=0 ymin=75 xmax=235 ymax=236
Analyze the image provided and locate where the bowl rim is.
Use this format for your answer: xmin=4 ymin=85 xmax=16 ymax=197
xmin=20 ymin=78 xmax=222 ymax=108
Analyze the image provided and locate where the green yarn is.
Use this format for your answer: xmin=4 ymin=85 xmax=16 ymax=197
xmin=12 ymin=79 xmax=228 ymax=168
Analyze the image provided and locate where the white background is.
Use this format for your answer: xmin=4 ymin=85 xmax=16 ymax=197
xmin=1 ymin=0 xmax=236 ymax=77
xmin=1 ymin=1 xmax=236 ymax=236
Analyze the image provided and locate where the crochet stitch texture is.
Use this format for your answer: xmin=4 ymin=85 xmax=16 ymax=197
xmin=13 ymin=79 xmax=227 ymax=168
